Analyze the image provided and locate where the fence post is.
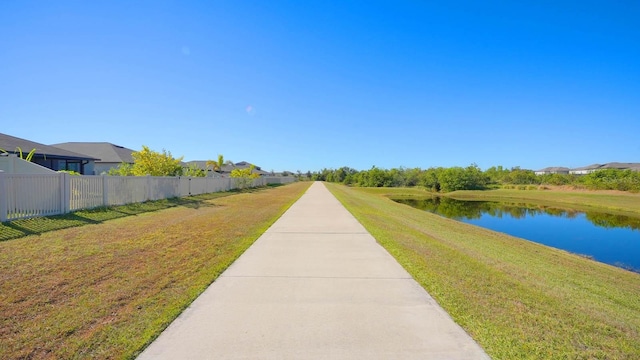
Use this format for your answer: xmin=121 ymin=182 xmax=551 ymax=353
xmin=102 ymin=175 xmax=109 ymax=207
xmin=0 ymin=172 xmax=7 ymax=222
xmin=61 ymin=172 xmax=70 ymax=214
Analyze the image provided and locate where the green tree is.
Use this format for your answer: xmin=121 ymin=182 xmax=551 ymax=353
xmin=107 ymin=162 xmax=134 ymax=176
xmin=183 ymin=163 xmax=206 ymax=177
xmin=507 ymin=168 xmax=540 ymax=185
xmin=131 ymin=146 xmax=183 ymax=176
xmin=230 ymin=164 xmax=260 ymax=189
xmin=109 ymin=146 xmax=183 ymax=176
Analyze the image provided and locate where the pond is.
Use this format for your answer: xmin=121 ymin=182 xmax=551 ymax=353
xmin=394 ymin=197 xmax=640 ymax=272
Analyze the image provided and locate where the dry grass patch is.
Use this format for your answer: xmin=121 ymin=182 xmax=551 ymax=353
xmin=0 ymin=182 xmax=310 ymax=359
xmin=327 ymin=183 xmax=640 ymax=359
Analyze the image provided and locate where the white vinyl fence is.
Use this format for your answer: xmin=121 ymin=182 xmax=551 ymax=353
xmin=0 ymin=173 xmax=295 ymax=222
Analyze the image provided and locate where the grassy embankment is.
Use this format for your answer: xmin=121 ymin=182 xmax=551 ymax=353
xmin=326 ymin=184 xmax=640 ymax=360
xmin=0 ymin=182 xmax=310 ymax=359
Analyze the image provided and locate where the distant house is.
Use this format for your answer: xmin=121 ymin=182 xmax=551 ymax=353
xmin=184 ymin=160 xmax=271 ymax=177
xmin=569 ymin=164 xmax=602 ymax=175
xmin=569 ymin=162 xmax=640 ymax=175
xmin=0 ymin=133 xmax=97 ymax=174
xmin=51 ymin=142 xmax=135 ymax=175
xmin=183 ymin=160 xmax=216 ymax=176
xmin=223 ymin=161 xmax=270 ymax=176
xmin=534 ymin=167 xmax=570 ymax=176
xmin=600 ymin=162 xmax=640 ymax=171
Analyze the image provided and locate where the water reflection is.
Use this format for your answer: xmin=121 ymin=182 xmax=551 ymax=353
xmin=394 ymin=196 xmax=640 ymax=271
xmin=395 ymin=197 xmax=640 ymax=231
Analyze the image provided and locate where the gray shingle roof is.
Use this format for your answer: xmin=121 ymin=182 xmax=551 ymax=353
xmin=0 ymin=133 xmax=97 ymax=160
xmin=570 ymin=163 xmax=640 ymax=172
xmin=51 ymin=142 xmax=135 ymax=163
xmin=570 ymin=164 xmax=602 ymax=171
xmin=536 ymin=166 xmax=570 ymax=172
xmin=184 ymin=161 xmax=211 ymax=170
xmin=600 ymin=162 xmax=640 ymax=170
xmin=186 ymin=160 xmax=270 ymax=175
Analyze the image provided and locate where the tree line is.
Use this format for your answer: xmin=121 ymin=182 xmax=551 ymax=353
xmin=310 ymin=165 xmax=640 ymax=192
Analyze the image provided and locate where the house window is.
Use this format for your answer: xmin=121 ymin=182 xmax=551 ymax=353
xmin=67 ymin=162 xmax=80 ymax=172
xmin=55 ymin=159 xmax=82 ymax=173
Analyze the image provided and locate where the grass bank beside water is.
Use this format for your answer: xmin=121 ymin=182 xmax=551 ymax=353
xmin=448 ymin=188 xmax=640 ymax=216
xmin=0 ymin=182 xmax=310 ymax=359
xmin=326 ymin=183 xmax=640 ymax=359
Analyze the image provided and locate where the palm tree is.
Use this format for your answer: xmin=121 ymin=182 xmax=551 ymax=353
xmin=206 ymin=154 xmax=231 ymax=177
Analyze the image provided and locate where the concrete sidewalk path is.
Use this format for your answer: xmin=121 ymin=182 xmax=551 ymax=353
xmin=137 ymin=182 xmax=490 ymax=359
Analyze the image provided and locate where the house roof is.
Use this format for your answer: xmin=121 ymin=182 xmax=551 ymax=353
xmin=184 ymin=161 xmax=211 ymax=170
xmin=51 ymin=142 xmax=135 ymax=164
xmin=570 ymin=163 xmax=640 ymax=172
xmin=0 ymin=133 xmax=97 ymax=161
xmin=600 ymin=162 xmax=640 ymax=170
xmin=220 ymin=161 xmax=268 ymax=174
xmin=184 ymin=160 xmax=270 ymax=175
xmin=535 ymin=167 xmax=570 ymax=172
xmin=570 ymin=164 xmax=602 ymax=171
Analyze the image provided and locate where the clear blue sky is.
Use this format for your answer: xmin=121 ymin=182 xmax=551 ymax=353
xmin=1 ymin=1 xmax=639 ymax=172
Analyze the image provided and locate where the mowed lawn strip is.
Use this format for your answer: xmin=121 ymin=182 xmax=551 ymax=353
xmin=0 ymin=190 xmax=250 ymax=242
xmin=0 ymin=182 xmax=310 ymax=359
xmin=326 ymin=183 xmax=640 ymax=360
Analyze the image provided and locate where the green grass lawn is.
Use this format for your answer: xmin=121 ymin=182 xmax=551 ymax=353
xmin=0 ymin=182 xmax=310 ymax=359
xmin=326 ymin=183 xmax=640 ymax=360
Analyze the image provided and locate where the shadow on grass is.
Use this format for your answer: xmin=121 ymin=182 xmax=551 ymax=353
xmin=0 ymin=185 xmax=282 ymax=242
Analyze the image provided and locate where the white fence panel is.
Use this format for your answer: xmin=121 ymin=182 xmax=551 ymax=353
xmin=2 ymin=174 xmax=63 ymax=220
xmin=211 ymin=178 xmax=233 ymax=193
xmin=1 ymin=172 xmax=297 ymax=222
xmin=149 ymin=177 xmax=180 ymax=200
xmin=106 ymin=176 xmax=147 ymax=206
xmin=188 ymin=177 xmax=209 ymax=195
xmin=178 ymin=177 xmax=191 ymax=196
xmin=263 ymin=176 xmax=295 ymax=184
xmin=70 ymin=176 xmax=103 ymax=211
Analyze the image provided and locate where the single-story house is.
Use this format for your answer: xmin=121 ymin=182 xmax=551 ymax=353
xmin=569 ymin=162 xmax=640 ymax=175
xmin=222 ymin=161 xmax=270 ymax=176
xmin=0 ymin=133 xmax=97 ymax=174
xmin=534 ymin=167 xmax=570 ymax=176
xmin=51 ymin=142 xmax=136 ymax=175
xmin=183 ymin=160 xmax=215 ymax=176
xmin=184 ymin=160 xmax=270 ymax=177
xmin=600 ymin=162 xmax=640 ymax=171
xmin=569 ymin=164 xmax=602 ymax=175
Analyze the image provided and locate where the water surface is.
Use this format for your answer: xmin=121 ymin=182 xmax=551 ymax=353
xmin=395 ymin=197 xmax=640 ymax=271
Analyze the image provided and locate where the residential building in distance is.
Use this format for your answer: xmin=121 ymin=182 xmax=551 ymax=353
xmin=0 ymin=133 xmax=97 ymax=174
xmin=534 ymin=167 xmax=570 ymax=175
xmin=51 ymin=142 xmax=135 ymax=175
xmin=568 ymin=164 xmax=603 ymax=175
xmin=534 ymin=163 xmax=640 ymax=176
xmin=184 ymin=160 xmax=271 ymax=177
xmin=569 ymin=162 xmax=640 ymax=175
